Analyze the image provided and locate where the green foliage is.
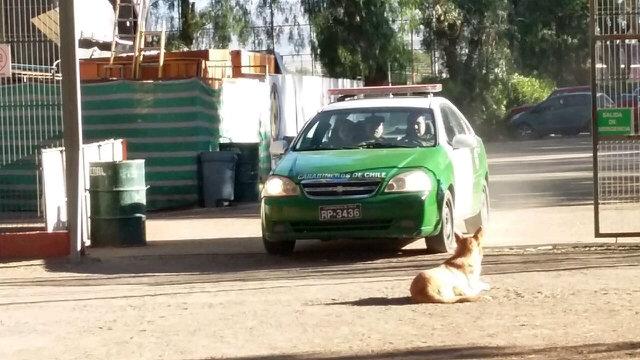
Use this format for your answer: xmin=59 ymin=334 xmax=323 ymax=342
xmin=302 ymin=0 xmax=411 ymax=84
xmin=178 ymin=0 xmax=200 ymax=47
xmin=199 ymin=0 xmax=252 ymax=48
xmin=419 ymin=0 xmax=511 ymax=129
xmin=510 ymin=0 xmax=589 ymax=86
xmin=507 ymin=73 xmax=555 ymax=109
xmin=255 ymin=0 xmax=308 ymax=52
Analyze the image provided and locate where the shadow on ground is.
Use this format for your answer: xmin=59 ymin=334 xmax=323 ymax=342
xmin=22 ymin=243 xmax=639 ymax=285
xmin=213 ymin=341 xmax=640 ymax=360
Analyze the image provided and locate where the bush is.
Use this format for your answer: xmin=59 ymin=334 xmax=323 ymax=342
xmin=507 ymin=73 xmax=555 ymax=110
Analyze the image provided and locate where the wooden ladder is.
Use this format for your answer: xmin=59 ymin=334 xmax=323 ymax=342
xmin=132 ymin=26 xmax=166 ymax=79
xmin=103 ymin=0 xmax=139 ymax=78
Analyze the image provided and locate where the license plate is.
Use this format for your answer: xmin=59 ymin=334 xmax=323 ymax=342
xmin=319 ymin=204 xmax=362 ymax=221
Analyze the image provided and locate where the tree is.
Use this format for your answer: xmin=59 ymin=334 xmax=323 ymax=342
xmin=199 ymin=0 xmax=252 ymax=48
xmin=420 ymin=0 xmax=512 ymax=126
xmin=151 ymin=0 xmax=253 ymax=50
xmin=303 ymin=0 xmax=411 ymax=84
xmin=509 ymin=0 xmax=589 ymax=86
xmin=252 ymin=0 xmax=309 ymax=52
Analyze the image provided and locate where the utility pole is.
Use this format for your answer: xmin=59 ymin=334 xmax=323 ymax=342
xmin=59 ymin=0 xmax=84 ymax=258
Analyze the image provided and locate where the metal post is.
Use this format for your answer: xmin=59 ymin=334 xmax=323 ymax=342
xmin=59 ymin=0 xmax=84 ymax=257
xmin=589 ymin=0 xmax=600 ymax=237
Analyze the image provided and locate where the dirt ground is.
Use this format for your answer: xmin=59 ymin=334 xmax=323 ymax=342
xmin=1 ymin=243 xmax=639 ymax=360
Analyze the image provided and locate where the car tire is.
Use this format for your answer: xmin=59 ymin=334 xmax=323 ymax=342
xmin=263 ymin=236 xmax=296 ymax=256
xmin=465 ymin=184 xmax=489 ymax=234
xmin=515 ymin=123 xmax=538 ymax=140
xmin=425 ymin=190 xmax=455 ymax=254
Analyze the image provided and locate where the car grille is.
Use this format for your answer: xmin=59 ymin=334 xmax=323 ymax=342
xmin=301 ymin=179 xmax=382 ymax=198
xmin=290 ymin=220 xmax=393 ymax=233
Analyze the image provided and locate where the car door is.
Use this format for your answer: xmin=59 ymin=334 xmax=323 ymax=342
xmin=558 ymin=94 xmax=590 ymax=132
xmin=439 ymin=103 xmax=475 ymax=219
xmin=450 ymin=104 xmax=486 ymax=215
xmin=539 ymin=96 xmax=567 ymax=133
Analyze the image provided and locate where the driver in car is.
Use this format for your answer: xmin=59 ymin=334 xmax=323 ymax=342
xmin=403 ymin=113 xmax=434 ymax=146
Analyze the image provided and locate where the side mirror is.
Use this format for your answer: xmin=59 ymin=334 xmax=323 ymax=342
xmin=270 ymin=140 xmax=289 ymax=155
xmin=452 ymin=134 xmax=477 ymax=149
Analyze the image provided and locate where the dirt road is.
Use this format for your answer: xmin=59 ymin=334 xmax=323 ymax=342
xmin=1 ymin=245 xmax=639 ymax=360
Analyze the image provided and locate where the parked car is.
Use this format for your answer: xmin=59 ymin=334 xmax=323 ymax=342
xmin=510 ymin=92 xmax=614 ymax=139
xmin=504 ymin=85 xmax=590 ymax=124
xmin=261 ymin=85 xmax=489 ymax=255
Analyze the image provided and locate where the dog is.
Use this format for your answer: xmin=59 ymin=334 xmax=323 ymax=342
xmin=409 ymin=227 xmax=490 ymax=303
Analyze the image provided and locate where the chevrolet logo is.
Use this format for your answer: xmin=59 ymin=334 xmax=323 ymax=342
xmin=335 ymin=186 xmax=345 ymax=193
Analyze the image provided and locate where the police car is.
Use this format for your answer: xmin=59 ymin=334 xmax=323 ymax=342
xmin=261 ymin=85 xmax=489 ymax=255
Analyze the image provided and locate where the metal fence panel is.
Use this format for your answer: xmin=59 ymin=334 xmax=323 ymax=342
xmin=591 ymin=0 xmax=640 ymax=237
xmin=0 ymin=0 xmax=63 ymax=228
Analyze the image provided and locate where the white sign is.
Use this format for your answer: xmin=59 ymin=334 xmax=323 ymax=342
xmin=0 ymin=44 xmax=11 ymax=77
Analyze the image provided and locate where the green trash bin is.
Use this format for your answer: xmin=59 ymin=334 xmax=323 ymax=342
xmin=89 ymin=160 xmax=147 ymax=247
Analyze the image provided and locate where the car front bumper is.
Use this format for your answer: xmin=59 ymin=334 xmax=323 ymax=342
xmin=262 ymin=190 xmax=441 ymax=242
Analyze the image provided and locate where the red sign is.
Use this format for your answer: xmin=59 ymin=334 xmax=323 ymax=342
xmin=0 ymin=44 xmax=12 ymax=77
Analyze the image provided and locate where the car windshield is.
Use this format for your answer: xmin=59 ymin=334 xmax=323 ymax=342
xmin=293 ymin=107 xmax=437 ymax=151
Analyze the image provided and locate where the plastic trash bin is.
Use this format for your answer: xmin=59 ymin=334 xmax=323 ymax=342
xmin=200 ymin=151 xmax=238 ymax=207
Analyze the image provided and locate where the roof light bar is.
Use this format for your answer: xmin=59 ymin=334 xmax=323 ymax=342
xmin=328 ymin=84 xmax=442 ymax=97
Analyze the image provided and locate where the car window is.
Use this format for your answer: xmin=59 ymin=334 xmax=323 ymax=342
xmin=597 ymin=94 xmax=614 ymax=108
xmin=564 ymin=94 xmax=590 ymax=107
xmin=440 ymin=104 xmax=469 ymax=143
xmin=536 ymin=97 xmax=564 ymax=112
xmin=293 ymin=107 xmax=437 ymax=151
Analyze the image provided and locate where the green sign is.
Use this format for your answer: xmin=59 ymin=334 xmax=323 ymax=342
xmin=597 ymin=108 xmax=633 ymax=136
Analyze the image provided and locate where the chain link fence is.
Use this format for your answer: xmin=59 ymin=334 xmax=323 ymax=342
xmin=0 ymin=0 xmax=63 ymax=227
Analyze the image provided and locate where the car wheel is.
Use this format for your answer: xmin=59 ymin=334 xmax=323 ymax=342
xmin=465 ymin=184 xmax=489 ymax=234
xmin=425 ymin=190 xmax=455 ymax=254
xmin=515 ymin=124 xmax=538 ymax=140
xmin=263 ymin=236 xmax=296 ymax=256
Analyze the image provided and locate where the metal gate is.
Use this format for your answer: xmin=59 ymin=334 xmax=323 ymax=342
xmin=591 ymin=0 xmax=640 ymax=237
xmin=0 ymin=0 xmax=63 ymax=229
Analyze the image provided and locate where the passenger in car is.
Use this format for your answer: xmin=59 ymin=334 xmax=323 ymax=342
xmin=329 ymin=116 xmax=357 ymax=148
xmin=358 ymin=115 xmax=385 ymax=142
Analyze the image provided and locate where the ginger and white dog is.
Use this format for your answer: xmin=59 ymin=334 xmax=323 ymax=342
xmin=410 ymin=227 xmax=490 ymax=303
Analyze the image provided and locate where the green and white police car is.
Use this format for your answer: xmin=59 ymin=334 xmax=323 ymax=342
xmin=261 ymin=85 xmax=489 ymax=255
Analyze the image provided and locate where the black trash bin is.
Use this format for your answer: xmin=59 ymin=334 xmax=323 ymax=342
xmin=219 ymin=143 xmax=260 ymax=202
xmin=89 ymin=160 xmax=147 ymax=247
xmin=200 ymin=151 xmax=238 ymax=207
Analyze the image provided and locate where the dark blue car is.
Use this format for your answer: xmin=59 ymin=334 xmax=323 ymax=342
xmin=510 ymin=92 xmax=614 ymax=139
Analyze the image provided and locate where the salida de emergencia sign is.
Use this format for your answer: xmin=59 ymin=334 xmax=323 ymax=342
xmin=0 ymin=44 xmax=11 ymax=77
xmin=597 ymin=108 xmax=633 ymax=136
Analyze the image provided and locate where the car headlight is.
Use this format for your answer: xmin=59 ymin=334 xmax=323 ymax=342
xmin=262 ymin=176 xmax=300 ymax=197
xmin=385 ymin=170 xmax=432 ymax=193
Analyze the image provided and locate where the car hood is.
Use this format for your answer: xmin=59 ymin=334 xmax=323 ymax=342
xmin=273 ymin=148 xmax=447 ymax=182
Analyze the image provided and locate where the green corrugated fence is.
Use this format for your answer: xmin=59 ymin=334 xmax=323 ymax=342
xmin=82 ymin=79 xmax=220 ymax=210
xmin=1 ymin=79 xmax=221 ymax=213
